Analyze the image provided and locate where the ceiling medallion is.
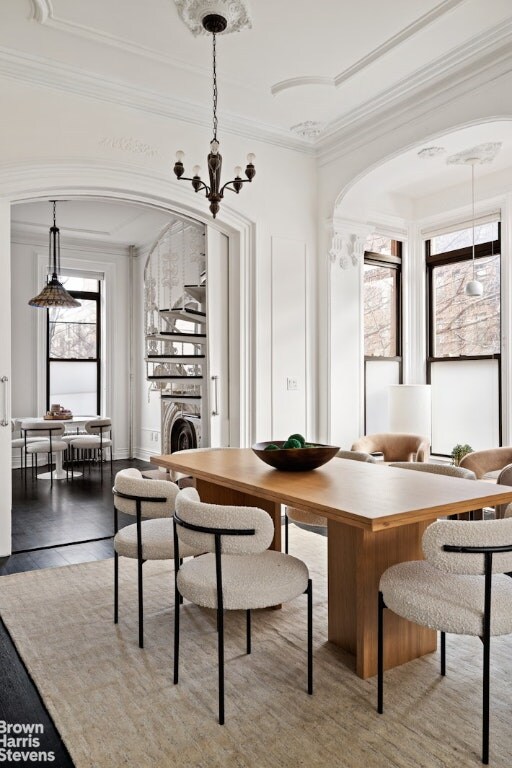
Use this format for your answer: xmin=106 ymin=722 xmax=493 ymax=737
xmin=174 ymin=0 xmax=252 ymax=36
xmin=446 ymin=142 xmax=502 ymax=165
xmin=290 ymin=121 xmax=324 ymax=140
xmin=417 ymin=146 xmax=445 ymax=159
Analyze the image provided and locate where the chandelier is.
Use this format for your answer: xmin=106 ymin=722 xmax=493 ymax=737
xmin=28 ymin=201 xmax=81 ymax=308
xmin=173 ymin=13 xmax=255 ymax=218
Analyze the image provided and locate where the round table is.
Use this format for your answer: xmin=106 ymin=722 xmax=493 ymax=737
xmin=17 ymin=416 xmax=99 ymax=480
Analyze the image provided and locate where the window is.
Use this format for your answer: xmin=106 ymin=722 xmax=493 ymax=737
xmin=427 ymin=222 xmax=501 ymax=455
xmin=363 ymin=239 xmax=402 ymax=433
xmin=47 ymin=276 xmax=101 ymax=415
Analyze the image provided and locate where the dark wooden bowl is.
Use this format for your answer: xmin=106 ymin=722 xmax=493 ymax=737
xmin=251 ymin=441 xmax=340 ymax=471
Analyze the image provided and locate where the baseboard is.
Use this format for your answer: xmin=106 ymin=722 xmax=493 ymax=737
xmin=133 ymin=447 xmax=154 ymax=463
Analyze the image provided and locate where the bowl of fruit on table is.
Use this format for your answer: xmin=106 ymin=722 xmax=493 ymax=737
xmin=252 ymin=434 xmax=340 ymax=471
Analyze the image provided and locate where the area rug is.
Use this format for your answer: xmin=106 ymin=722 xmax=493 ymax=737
xmin=1 ymin=527 xmax=512 ymax=768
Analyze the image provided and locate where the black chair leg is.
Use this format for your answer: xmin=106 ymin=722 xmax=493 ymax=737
xmin=137 ymin=555 xmax=144 ymax=649
xmin=440 ymin=631 xmax=446 ymax=676
xmin=377 ymin=591 xmax=385 ymax=714
xmin=307 ymin=578 xmax=313 ymax=695
xmin=114 ymin=552 xmax=119 ymax=624
xmin=174 ymin=581 xmax=180 ymax=684
xmin=482 ymin=635 xmax=490 ymax=764
xmin=218 ymin=605 xmax=225 ymax=725
xmin=285 ymin=513 xmax=289 ymax=554
xmin=246 ymin=609 xmax=251 ymax=654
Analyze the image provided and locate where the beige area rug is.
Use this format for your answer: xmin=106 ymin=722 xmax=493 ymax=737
xmin=1 ymin=528 xmax=512 ymax=768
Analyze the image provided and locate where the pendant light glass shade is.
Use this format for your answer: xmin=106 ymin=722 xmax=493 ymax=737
xmin=28 ymin=202 xmax=80 ymax=309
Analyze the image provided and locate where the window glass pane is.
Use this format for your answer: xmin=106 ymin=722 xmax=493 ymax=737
xmin=59 ymin=275 xmax=99 ymax=292
xmin=432 ymin=252 xmax=500 ymax=356
xmin=430 ymin=359 xmax=499 ymax=453
xmin=365 ymin=360 xmax=400 ymax=434
xmin=363 ymin=264 xmax=397 ymax=356
xmin=49 ymin=361 xmax=97 ymax=415
xmin=364 ymin=234 xmax=393 ymax=255
xmin=49 ymin=299 xmax=97 ymax=359
xmin=431 ymin=222 xmax=498 ymax=254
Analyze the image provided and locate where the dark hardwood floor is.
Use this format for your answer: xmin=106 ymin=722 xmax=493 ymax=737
xmin=0 ymin=458 xmax=152 ymax=767
xmin=2 ymin=458 xmax=149 ymax=575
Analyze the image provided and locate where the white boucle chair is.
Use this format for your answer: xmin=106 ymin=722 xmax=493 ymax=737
xmin=173 ymin=486 xmax=313 ymax=724
xmin=284 ymin=449 xmax=376 ymax=553
xmin=69 ymin=418 xmax=113 ymax=478
xmin=21 ymin=420 xmax=67 ymax=488
xmin=113 ymin=468 xmax=202 ymax=648
xmin=378 ymin=518 xmax=512 ymax=765
xmin=12 ymin=420 xmax=46 ymax=474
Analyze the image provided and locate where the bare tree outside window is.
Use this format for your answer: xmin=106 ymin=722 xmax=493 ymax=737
xmin=432 ymin=253 xmax=500 ymax=356
xmin=364 ymin=264 xmax=398 ymax=357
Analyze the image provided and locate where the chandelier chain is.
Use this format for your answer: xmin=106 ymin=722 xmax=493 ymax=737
xmin=212 ymin=31 xmax=218 ymax=141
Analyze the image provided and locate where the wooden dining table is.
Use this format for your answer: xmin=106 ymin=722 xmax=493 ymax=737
xmin=151 ymin=448 xmax=512 ymax=679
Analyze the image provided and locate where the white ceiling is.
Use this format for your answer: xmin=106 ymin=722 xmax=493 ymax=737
xmin=11 ymin=199 xmax=176 ymax=249
xmin=2 ymin=0 xmax=512 ymax=147
xmin=5 ymin=1 xmax=512 ymax=224
xmin=340 ymin=120 xmax=512 ymax=218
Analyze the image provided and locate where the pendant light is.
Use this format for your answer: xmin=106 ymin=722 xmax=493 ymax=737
xmin=465 ymin=158 xmax=484 ymax=297
xmin=173 ymin=13 xmax=256 ymax=219
xmin=28 ymin=201 xmax=81 ymax=308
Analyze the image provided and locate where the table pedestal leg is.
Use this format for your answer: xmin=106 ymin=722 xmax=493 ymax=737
xmin=37 ymin=451 xmax=82 ymax=480
xmin=328 ymin=518 xmax=436 ymax=679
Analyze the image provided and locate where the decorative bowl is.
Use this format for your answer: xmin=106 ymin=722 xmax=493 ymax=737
xmin=251 ymin=441 xmax=340 ymax=471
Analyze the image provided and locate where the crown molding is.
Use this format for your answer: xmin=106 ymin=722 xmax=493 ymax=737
xmin=0 ymin=45 xmax=314 ymax=155
xmin=271 ymin=0 xmax=466 ymax=98
xmin=11 ymin=226 xmax=133 ymax=256
xmin=318 ymin=17 xmax=512 ymax=162
xmin=30 ymin=0 xmax=257 ymax=95
xmin=333 ymin=0 xmax=466 ymax=88
xmin=4 ymin=13 xmax=512 ymax=162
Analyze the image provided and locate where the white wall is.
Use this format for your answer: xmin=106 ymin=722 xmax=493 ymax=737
xmin=0 ymin=75 xmax=318 ymax=455
xmin=11 ymin=235 xmax=132 ymax=459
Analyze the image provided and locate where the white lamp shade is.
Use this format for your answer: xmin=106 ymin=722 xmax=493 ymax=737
xmin=388 ymin=385 xmax=431 ymax=439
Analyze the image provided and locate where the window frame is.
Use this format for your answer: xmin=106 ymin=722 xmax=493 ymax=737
xmin=426 ymin=223 xmax=502 ymax=453
xmin=46 ymin=285 xmax=102 ymax=415
xmin=363 ymin=241 xmax=403 ymax=433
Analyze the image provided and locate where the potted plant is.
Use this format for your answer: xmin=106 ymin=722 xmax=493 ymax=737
xmin=451 ymin=443 xmax=474 ymax=466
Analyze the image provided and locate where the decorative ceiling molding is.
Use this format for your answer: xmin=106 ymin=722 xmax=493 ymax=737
xmin=29 ymin=0 xmax=216 ymax=81
xmin=174 ymin=0 xmax=252 ymax=36
xmin=7 ymin=13 xmax=512 ymax=159
xmin=333 ymin=0 xmax=467 ymax=88
xmin=271 ymin=0 xmax=466 ymax=98
xmin=446 ymin=142 xmax=502 ymax=165
xmin=31 ymin=0 xmax=51 ymax=23
xmin=0 ymin=45 xmax=314 ymax=155
xmin=99 ymin=136 xmax=160 ymax=158
xmin=318 ymin=17 xmax=512 ymax=162
xmin=290 ymin=121 xmax=324 ymax=140
xmin=417 ymin=146 xmax=446 ymax=159
xmin=271 ymin=76 xmax=333 ymax=97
